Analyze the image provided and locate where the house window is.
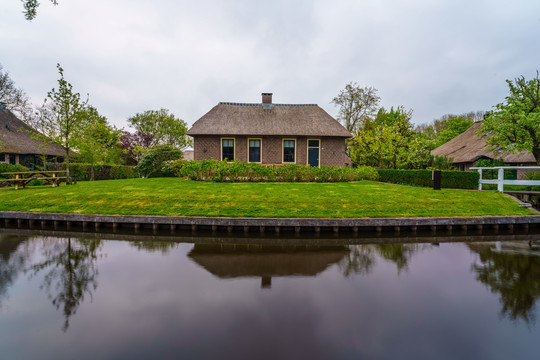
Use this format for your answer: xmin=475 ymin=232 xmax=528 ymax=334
xmin=283 ymin=139 xmax=296 ymax=163
xmin=0 ymin=153 xmax=5 ymax=162
xmin=221 ymin=138 xmax=235 ymax=161
xmin=248 ymin=139 xmax=261 ymax=163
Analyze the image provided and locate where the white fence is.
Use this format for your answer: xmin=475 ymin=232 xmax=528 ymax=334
xmin=470 ymin=166 xmax=540 ymax=192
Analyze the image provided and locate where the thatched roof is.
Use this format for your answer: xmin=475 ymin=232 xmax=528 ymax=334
xmin=0 ymin=109 xmax=64 ymax=156
xmin=431 ymin=122 xmax=536 ymax=164
xmin=188 ymin=102 xmax=352 ymax=137
xmin=188 ymin=244 xmax=348 ymax=278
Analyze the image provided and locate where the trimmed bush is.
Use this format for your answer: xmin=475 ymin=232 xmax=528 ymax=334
xmin=46 ymin=163 xmax=138 ymax=181
xmin=377 ymin=169 xmax=479 ymax=189
xmin=173 ymin=159 xmax=378 ymax=182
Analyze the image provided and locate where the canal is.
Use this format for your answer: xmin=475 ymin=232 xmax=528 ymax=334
xmin=1 ymin=229 xmax=539 ymax=359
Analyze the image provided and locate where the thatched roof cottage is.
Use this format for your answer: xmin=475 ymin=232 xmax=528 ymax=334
xmin=431 ymin=122 xmax=536 ymax=171
xmin=187 ymin=93 xmax=352 ymax=167
xmin=0 ymin=105 xmax=64 ymax=168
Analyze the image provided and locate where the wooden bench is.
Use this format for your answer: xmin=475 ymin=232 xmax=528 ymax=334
xmin=0 ymin=171 xmax=69 ymax=190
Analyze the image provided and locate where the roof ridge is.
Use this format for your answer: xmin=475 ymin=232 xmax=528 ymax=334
xmin=219 ymin=102 xmax=318 ymax=107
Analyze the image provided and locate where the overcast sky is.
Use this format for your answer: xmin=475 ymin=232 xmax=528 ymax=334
xmin=1 ymin=0 xmax=539 ymax=130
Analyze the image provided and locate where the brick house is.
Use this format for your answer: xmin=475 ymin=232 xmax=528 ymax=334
xmin=187 ymin=93 xmax=352 ymax=167
xmin=0 ymin=105 xmax=65 ymax=168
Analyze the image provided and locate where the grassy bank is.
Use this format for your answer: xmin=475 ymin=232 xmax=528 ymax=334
xmin=0 ymin=178 xmax=535 ymax=218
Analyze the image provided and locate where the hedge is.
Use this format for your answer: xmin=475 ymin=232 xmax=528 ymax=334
xmin=377 ymin=169 xmax=479 ymax=189
xmin=45 ymin=163 xmax=138 ymax=181
xmin=165 ymin=159 xmax=379 ymax=182
xmin=0 ymin=163 xmax=29 ymax=179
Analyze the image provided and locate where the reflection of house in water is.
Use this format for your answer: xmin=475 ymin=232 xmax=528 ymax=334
xmin=188 ymin=244 xmax=349 ymax=288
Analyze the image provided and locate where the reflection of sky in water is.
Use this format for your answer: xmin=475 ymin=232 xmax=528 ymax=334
xmin=0 ymin=236 xmax=539 ymax=360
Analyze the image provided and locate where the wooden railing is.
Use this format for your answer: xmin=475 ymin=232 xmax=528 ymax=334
xmin=470 ymin=166 xmax=540 ymax=192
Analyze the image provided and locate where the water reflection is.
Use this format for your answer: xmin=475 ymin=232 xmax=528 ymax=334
xmin=0 ymin=235 xmax=31 ymax=308
xmin=339 ymin=243 xmax=432 ymax=277
xmin=188 ymin=244 xmax=349 ymax=288
xmin=2 ymin=233 xmax=540 ymax=359
xmin=130 ymin=241 xmax=179 ymax=254
xmin=469 ymin=241 xmax=540 ymax=325
xmin=28 ymin=237 xmax=102 ymax=331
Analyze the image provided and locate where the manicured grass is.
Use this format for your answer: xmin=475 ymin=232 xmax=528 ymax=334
xmin=0 ymin=178 xmax=535 ymax=218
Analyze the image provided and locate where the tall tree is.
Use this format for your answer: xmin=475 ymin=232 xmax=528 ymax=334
xmin=75 ymin=105 xmax=122 ymax=180
xmin=418 ymin=113 xmax=476 ymax=149
xmin=331 ymin=82 xmax=380 ymax=133
xmin=350 ymin=106 xmax=429 ymax=169
xmin=0 ymin=64 xmax=33 ymax=122
xmin=36 ymin=64 xmax=87 ymax=181
xmin=481 ymin=72 xmax=540 ymax=164
xmin=127 ymin=109 xmax=191 ymax=149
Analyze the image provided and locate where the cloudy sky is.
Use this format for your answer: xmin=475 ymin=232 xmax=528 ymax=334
xmin=1 ymin=0 xmax=539 ymax=130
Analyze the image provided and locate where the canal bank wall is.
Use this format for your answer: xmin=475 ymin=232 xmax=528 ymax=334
xmin=1 ymin=211 xmax=540 ymax=236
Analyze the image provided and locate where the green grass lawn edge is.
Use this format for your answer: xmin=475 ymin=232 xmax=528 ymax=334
xmin=0 ymin=178 xmax=536 ymax=218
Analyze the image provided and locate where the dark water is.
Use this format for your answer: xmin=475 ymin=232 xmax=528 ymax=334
xmin=1 ymin=232 xmax=540 ymax=360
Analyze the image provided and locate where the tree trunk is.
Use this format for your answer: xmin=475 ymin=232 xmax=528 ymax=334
xmin=90 ymin=152 xmax=94 ymax=181
xmin=65 ymin=148 xmax=70 ymax=185
xmin=533 ymin=148 xmax=540 ymax=165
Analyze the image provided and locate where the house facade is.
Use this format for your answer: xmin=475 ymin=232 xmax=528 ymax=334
xmin=0 ymin=105 xmax=65 ymax=168
xmin=187 ymin=93 xmax=352 ymax=167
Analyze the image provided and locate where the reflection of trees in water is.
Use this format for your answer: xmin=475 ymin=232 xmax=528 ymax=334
xmin=469 ymin=242 xmax=540 ymax=325
xmin=340 ymin=243 xmax=431 ymax=277
xmin=29 ymin=237 xmax=102 ymax=332
xmin=130 ymin=241 xmax=178 ymax=254
xmin=0 ymin=235 xmax=33 ymax=309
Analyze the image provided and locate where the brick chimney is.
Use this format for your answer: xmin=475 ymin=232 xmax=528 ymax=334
xmin=262 ymin=93 xmax=272 ymax=104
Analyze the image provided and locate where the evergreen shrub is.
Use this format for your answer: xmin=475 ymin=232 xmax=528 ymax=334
xmin=377 ymin=169 xmax=479 ymax=189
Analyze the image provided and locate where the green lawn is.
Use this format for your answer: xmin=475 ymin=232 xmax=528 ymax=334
xmin=0 ymin=178 xmax=535 ymax=218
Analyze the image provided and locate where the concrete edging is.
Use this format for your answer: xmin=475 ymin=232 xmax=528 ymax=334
xmin=1 ymin=211 xmax=539 ymax=235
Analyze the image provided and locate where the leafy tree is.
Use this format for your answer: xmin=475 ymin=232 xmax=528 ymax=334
xmin=35 ymin=64 xmax=87 ymax=181
xmin=21 ymin=0 xmax=58 ymax=21
xmin=0 ymin=63 xmax=33 ymax=122
xmin=119 ymin=130 xmax=154 ymax=165
xmin=137 ymin=144 xmax=183 ymax=178
xmin=418 ymin=114 xmax=476 ymax=149
xmin=481 ymin=72 xmax=540 ymax=164
xmin=75 ymin=105 xmax=123 ymax=180
xmin=331 ymin=82 xmax=380 ymax=133
xmin=127 ymin=109 xmax=191 ymax=149
xmin=350 ymin=107 xmax=430 ymax=169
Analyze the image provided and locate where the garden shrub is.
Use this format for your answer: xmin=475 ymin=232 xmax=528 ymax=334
xmin=377 ymin=169 xmax=479 ymax=189
xmin=137 ymin=145 xmax=183 ymax=178
xmin=175 ymin=160 xmax=378 ymax=182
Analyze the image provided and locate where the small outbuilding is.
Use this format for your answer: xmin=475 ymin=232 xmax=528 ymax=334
xmin=431 ymin=122 xmax=536 ymax=171
xmin=187 ymin=93 xmax=352 ymax=167
xmin=0 ymin=105 xmax=65 ymax=168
